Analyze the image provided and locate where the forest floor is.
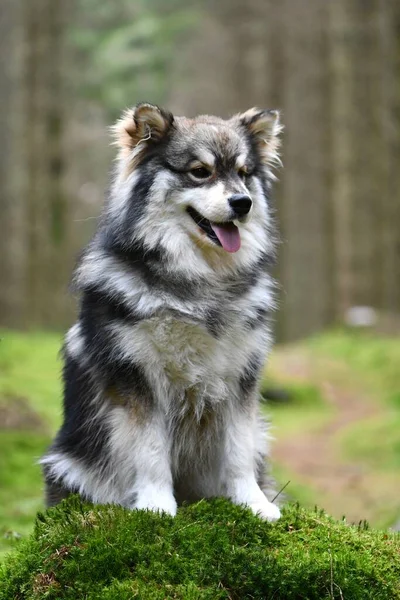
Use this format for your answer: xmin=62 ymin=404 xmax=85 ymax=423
xmin=0 ymin=328 xmax=399 ymax=557
xmin=264 ymin=331 xmax=400 ymax=529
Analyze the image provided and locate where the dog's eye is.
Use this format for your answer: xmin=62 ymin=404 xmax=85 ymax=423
xmin=238 ymin=169 xmax=249 ymax=180
xmin=190 ymin=166 xmax=212 ymax=180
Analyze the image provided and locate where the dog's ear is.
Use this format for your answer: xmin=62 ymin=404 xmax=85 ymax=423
xmin=236 ymin=108 xmax=282 ymax=166
xmin=112 ymin=103 xmax=174 ymax=157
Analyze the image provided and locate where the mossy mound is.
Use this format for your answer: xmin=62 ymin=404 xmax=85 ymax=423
xmin=1 ymin=497 xmax=399 ymax=599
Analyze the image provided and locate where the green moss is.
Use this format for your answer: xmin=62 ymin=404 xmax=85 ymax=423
xmin=1 ymin=498 xmax=399 ymax=600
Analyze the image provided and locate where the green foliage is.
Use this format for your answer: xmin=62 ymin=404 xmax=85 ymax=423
xmin=1 ymin=498 xmax=399 ymax=599
xmin=72 ymin=0 xmax=197 ymax=118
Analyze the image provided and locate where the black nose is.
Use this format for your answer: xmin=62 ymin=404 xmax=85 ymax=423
xmin=228 ymin=194 xmax=253 ymax=217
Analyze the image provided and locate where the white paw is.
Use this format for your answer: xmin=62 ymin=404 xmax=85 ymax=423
xmin=133 ymin=485 xmax=177 ymax=516
xmin=249 ymin=499 xmax=281 ymax=522
xmin=228 ymin=478 xmax=281 ymax=522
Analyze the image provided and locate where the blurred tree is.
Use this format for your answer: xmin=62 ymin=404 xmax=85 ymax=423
xmin=279 ymin=0 xmax=332 ymax=340
xmin=21 ymin=0 xmax=71 ymax=327
xmin=330 ymin=0 xmax=381 ymax=316
xmin=72 ymin=0 xmax=196 ymax=119
xmin=378 ymin=0 xmax=400 ymax=314
xmin=330 ymin=0 xmax=400 ymax=320
xmin=0 ymin=0 xmax=26 ymax=327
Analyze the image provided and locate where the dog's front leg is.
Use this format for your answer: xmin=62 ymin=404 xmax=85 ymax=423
xmin=222 ymin=410 xmax=281 ymax=522
xmin=114 ymin=409 xmax=177 ymax=516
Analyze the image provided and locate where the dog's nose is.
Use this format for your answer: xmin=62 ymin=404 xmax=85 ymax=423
xmin=228 ymin=194 xmax=253 ymax=217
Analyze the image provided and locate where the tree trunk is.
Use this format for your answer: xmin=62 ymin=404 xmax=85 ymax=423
xmin=0 ymin=0 xmax=26 ymax=327
xmin=21 ymin=0 xmax=71 ymax=328
xmin=378 ymin=0 xmax=400 ymax=314
xmin=330 ymin=0 xmax=385 ymax=317
xmin=279 ymin=0 xmax=332 ymax=340
xmin=329 ymin=0 xmax=355 ymax=319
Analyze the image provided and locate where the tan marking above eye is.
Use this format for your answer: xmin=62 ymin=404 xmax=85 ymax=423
xmin=235 ymin=154 xmax=248 ymax=171
xmin=189 ymin=161 xmax=214 ymax=172
xmin=195 ymin=150 xmax=216 ymax=168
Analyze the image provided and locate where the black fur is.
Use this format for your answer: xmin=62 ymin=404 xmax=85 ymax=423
xmin=52 ymin=355 xmax=110 ymax=467
xmin=239 ymin=353 xmax=263 ymax=397
xmin=246 ymin=307 xmax=272 ymax=330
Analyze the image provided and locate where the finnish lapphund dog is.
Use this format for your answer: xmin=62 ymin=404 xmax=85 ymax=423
xmin=41 ymin=103 xmax=283 ymax=521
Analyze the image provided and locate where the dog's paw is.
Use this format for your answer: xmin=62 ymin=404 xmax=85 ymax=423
xmin=228 ymin=479 xmax=281 ymax=522
xmin=134 ymin=486 xmax=177 ymax=516
xmin=249 ymin=499 xmax=281 ymax=522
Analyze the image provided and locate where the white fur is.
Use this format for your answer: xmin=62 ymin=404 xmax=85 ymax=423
xmin=183 ymin=181 xmax=234 ymax=223
xmin=108 ymin=408 xmax=177 ymax=515
xmin=223 ymin=408 xmax=280 ymax=520
xmin=107 ymin=170 xmax=140 ymax=222
xmin=235 ymin=153 xmax=247 ymax=169
xmin=194 ymin=149 xmax=216 ymax=168
xmin=109 ymin=310 xmax=270 ymax=397
xmin=65 ymin=323 xmax=85 ymax=359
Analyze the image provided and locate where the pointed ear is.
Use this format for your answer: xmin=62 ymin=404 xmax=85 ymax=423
xmin=111 ymin=103 xmax=174 ymax=158
xmin=236 ymin=108 xmax=283 ymax=166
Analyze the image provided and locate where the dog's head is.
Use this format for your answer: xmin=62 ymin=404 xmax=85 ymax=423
xmin=108 ymin=103 xmax=282 ymax=273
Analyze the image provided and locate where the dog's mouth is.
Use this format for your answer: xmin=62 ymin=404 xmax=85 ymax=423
xmin=187 ymin=207 xmax=241 ymax=253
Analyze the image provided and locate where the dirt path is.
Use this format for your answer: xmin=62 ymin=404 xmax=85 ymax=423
xmin=270 ymin=350 xmax=399 ymax=526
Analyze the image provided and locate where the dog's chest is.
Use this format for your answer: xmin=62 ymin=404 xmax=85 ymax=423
xmin=139 ymin=310 xmax=265 ymax=391
xmin=145 ymin=316 xmax=214 ymax=380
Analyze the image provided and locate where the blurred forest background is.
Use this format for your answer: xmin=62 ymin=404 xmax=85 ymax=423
xmin=1 ymin=0 xmax=399 ymax=339
xmin=1 ymin=0 xmax=400 ymax=555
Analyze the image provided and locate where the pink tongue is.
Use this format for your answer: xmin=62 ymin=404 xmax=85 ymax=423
xmin=210 ymin=223 xmax=241 ymax=253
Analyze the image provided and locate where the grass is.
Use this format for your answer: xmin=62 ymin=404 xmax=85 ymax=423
xmin=0 ymin=330 xmax=63 ymax=555
xmin=340 ymin=416 xmax=400 ymax=470
xmin=0 ymin=433 xmax=49 ymax=549
xmin=261 ymin=380 xmax=332 ymax=436
xmin=304 ymin=330 xmax=400 ymax=473
xmin=0 ymin=330 xmax=63 ymax=430
xmin=309 ymin=331 xmax=400 ymax=471
xmin=1 ymin=497 xmax=399 ymax=600
xmin=308 ymin=330 xmax=400 ymax=397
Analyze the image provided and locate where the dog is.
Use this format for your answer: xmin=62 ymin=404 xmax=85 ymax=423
xmin=41 ymin=103 xmax=283 ymax=521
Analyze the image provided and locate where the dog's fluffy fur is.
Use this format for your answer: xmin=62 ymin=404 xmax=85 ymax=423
xmin=41 ymin=103 xmax=283 ymax=521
